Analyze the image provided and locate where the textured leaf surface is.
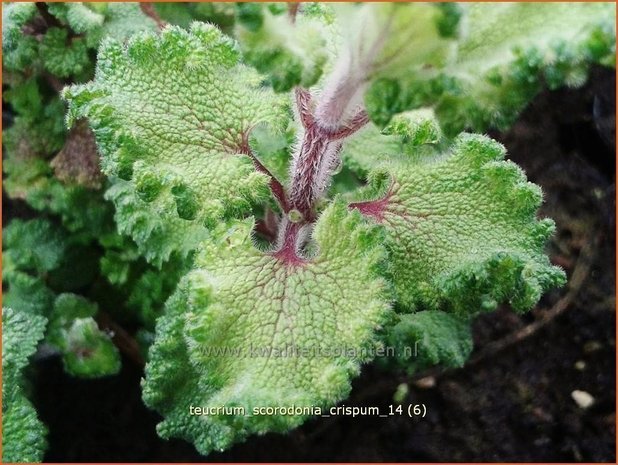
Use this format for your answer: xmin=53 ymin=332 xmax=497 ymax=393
xmin=143 ymin=202 xmax=390 ymax=454
xmin=385 ymin=311 xmax=472 ymax=373
xmin=365 ymin=2 xmax=615 ymax=135
xmin=339 ymin=118 xmax=440 ymax=179
xmin=3 ymin=218 xmax=68 ymax=274
xmin=236 ymin=4 xmax=330 ymax=91
xmin=2 ymin=394 xmax=48 ymax=463
xmin=47 ymin=293 xmax=121 ymax=378
xmin=47 ymin=2 xmax=105 ymax=34
xmin=2 ymin=308 xmax=48 ymax=463
xmin=338 ymin=3 xmax=458 ymax=82
xmin=2 ymin=219 xmax=65 ymax=317
xmin=351 ymin=134 xmax=565 ymax=314
xmin=40 ymin=27 xmax=90 ymax=78
xmin=96 ymin=3 xmax=158 ymax=43
xmin=2 ymin=308 xmax=47 ymax=393
xmin=2 ymin=271 xmax=55 ymax=317
xmin=339 ymin=124 xmax=404 ymax=178
xmin=64 ymin=23 xmax=288 ymax=265
xmin=2 ymin=3 xmax=38 ymax=71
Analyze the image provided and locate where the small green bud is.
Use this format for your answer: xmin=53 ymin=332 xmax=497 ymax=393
xmin=393 ymin=383 xmax=409 ymax=404
xmin=287 ymin=209 xmax=304 ymax=223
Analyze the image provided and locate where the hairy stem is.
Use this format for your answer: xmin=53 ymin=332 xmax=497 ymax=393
xmin=140 ymin=2 xmax=166 ymax=30
xmin=289 ymin=90 xmax=369 ymax=220
xmin=274 ymin=86 xmax=369 ymax=261
xmin=288 ymin=3 xmax=300 ymax=24
xmin=268 ymin=9 xmax=396 ymax=260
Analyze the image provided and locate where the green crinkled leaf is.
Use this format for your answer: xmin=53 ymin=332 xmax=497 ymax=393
xmin=339 ymin=120 xmax=438 ymax=179
xmin=3 ymin=96 xmax=67 ymax=159
xmin=457 ymin=3 xmax=615 ymax=75
xmin=338 ymin=3 xmax=458 ymax=82
xmin=40 ymin=27 xmax=90 ymax=78
xmin=382 ymin=109 xmax=442 ymax=147
xmin=385 ymin=311 xmax=472 ymax=373
xmin=2 ymin=215 xmax=100 ymax=322
xmin=95 ymin=3 xmax=158 ymax=44
xmin=61 ymin=317 xmax=121 ymax=378
xmin=2 ymin=3 xmax=38 ymax=71
xmin=2 ymin=308 xmax=47 ymax=395
xmin=365 ymin=2 xmax=616 ymax=135
xmin=47 ymin=293 xmax=98 ymax=345
xmin=2 ymin=394 xmax=48 ymax=463
xmin=47 ymin=293 xmax=121 ymax=378
xmin=47 ymin=2 xmax=105 ymax=34
xmin=351 ymin=133 xmax=565 ymax=314
xmin=2 ymin=308 xmax=48 ymax=463
xmin=143 ymin=201 xmax=390 ymax=454
xmin=64 ymin=23 xmax=289 ymax=265
xmin=248 ymin=121 xmax=296 ymax=184
xmin=47 ymin=3 xmax=158 ymax=49
xmin=2 ymin=3 xmax=37 ymax=48
xmin=236 ymin=4 xmax=330 ymax=92
xmin=2 ymin=271 xmax=55 ymax=318
xmin=3 ymin=218 xmax=68 ymax=274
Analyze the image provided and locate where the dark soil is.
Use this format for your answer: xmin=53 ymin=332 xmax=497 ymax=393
xmin=28 ymin=68 xmax=616 ymax=462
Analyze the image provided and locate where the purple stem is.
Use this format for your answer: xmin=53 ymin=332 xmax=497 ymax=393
xmin=273 ymin=88 xmax=370 ymax=263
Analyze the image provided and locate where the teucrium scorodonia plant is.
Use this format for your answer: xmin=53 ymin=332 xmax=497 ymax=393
xmin=57 ymin=0 xmax=614 ymax=456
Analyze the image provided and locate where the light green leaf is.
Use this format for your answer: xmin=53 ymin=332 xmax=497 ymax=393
xmin=339 ymin=123 xmax=406 ymax=178
xmin=47 ymin=2 xmax=105 ymax=34
xmin=2 ymin=3 xmax=38 ymax=71
xmin=96 ymin=3 xmax=158 ymax=44
xmin=40 ymin=27 xmax=90 ymax=78
xmin=339 ymin=117 xmax=440 ymax=179
xmin=143 ymin=201 xmax=390 ymax=454
xmin=64 ymin=23 xmax=289 ymax=265
xmin=248 ymin=121 xmax=296 ymax=184
xmin=382 ymin=109 xmax=442 ymax=147
xmin=2 ymin=308 xmax=47 ymax=395
xmin=457 ymin=3 xmax=614 ymax=76
xmin=2 ymin=271 xmax=55 ymax=318
xmin=47 ymin=293 xmax=121 ymax=378
xmin=339 ymin=3 xmax=459 ymax=81
xmin=351 ymin=133 xmax=565 ymax=314
xmin=385 ymin=311 xmax=473 ymax=373
xmin=236 ymin=4 xmax=330 ymax=91
xmin=61 ymin=318 xmax=121 ymax=378
xmin=2 ymin=308 xmax=48 ymax=463
xmin=2 ymin=219 xmax=68 ymax=274
xmin=2 ymin=395 xmax=48 ymax=463
xmin=365 ymin=2 xmax=616 ymax=135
